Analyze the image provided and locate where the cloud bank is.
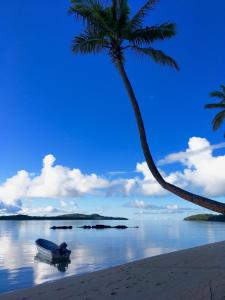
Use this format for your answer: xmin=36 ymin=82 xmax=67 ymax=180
xmin=0 ymin=154 xmax=108 ymax=214
xmin=0 ymin=136 xmax=225 ymax=214
xmin=158 ymin=141 xmax=225 ymax=166
xmin=131 ymin=137 xmax=225 ymax=198
xmin=124 ymin=200 xmax=198 ymax=214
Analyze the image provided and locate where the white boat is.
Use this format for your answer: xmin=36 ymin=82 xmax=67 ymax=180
xmin=36 ymin=238 xmax=71 ymax=260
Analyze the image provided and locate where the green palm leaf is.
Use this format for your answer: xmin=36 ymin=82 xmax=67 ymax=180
xmin=69 ymin=0 xmax=102 ymax=20
xmin=220 ymin=84 xmax=225 ymax=91
xmin=209 ymin=91 xmax=225 ymax=100
xmin=69 ymin=0 xmax=113 ymax=37
xmin=72 ymin=30 xmax=109 ymax=54
xmin=205 ymin=103 xmax=225 ymax=109
xmin=129 ymin=0 xmax=159 ymax=30
xmin=112 ymin=0 xmax=129 ymax=22
xmin=205 ymin=84 xmax=225 ymax=133
xmin=111 ymin=0 xmax=130 ymax=35
xmin=128 ymin=23 xmax=176 ymax=45
xmin=132 ymin=46 xmax=179 ymax=70
xmin=212 ymin=110 xmax=225 ymax=131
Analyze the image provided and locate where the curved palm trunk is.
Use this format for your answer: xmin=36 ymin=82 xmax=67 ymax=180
xmin=116 ymin=59 xmax=225 ymax=214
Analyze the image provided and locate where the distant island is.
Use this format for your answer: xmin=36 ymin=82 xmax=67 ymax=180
xmin=184 ymin=214 xmax=225 ymax=222
xmin=0 ymin=213 xmax=128 ymax=221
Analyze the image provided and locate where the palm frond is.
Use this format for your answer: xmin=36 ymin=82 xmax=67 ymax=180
xmin=69 ymin=0 xmax=113 ymax=36
xmin=72 ymin=30 xmax=109 ymax=54
xmin=118 ymin=1 xmax=130 ymax=30
xmin=129 ymin=0 xmax=159 ymax=30
xmin=209 ymin=91 xmax=225 ymax=100
xmin=111 ymin=0 xmax=130 ymax=37
xmin=112 ymin=0 xmax=129 ymax=21
xmin=212 ymin=110 xmax=225 ymax=131
xmin=69 ymin=0 xmax=178 ymax=69
xmin=128 ymin=23 xmax=176 ymax=45
xmin=205 ymin=103 xmax=225 ymax=109
xmin=132 ymin=46 xmax=179 ymax=70
xmin=220 ymin=84 xmax=225 ymax=92
xmin=69 ymin=0 xmax=102 ymax=19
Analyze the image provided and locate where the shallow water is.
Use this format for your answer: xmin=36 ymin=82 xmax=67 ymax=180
xmin=0 ymin=218 xmax=225 ymax=294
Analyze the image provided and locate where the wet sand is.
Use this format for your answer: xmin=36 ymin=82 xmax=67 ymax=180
xmin=1 ymin=240 xmax=225 ymax=299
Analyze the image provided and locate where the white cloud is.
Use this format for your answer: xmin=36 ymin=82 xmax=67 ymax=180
xmin=135 ymin=161 xmax=185 ymax=196
xmin=0 ymin=171 xmax=30 ymax=205
xmin=21 ymin=205 xmax=63 ymax=215
xmin=19 ymin=200 xmax=79 ymax=216
xmin=60 ymin=200 xmax=67 ymax=207
xmin=0 ymin=154 xmax=108 ymax=214
xmin=59 ymin=199 xmax=78 ymax=210
xmin=125 ymin=200 xmax=198 ymax=214
xmin=179 ymin=138 xmax=225 ymax=196
xmin=0 ymin=201 xmax=21 ymax=214
xmin=123 ymin=199 xmax=163 ymax=210
xmin=0 ymin=136 xmax=225 ymax=215
xmin=105 ymin=178 xmax=138 ymax=197
xmin=135 ymin=137 xmax=225 ymax=198
xmin=26 ymin=154 xmax=108 ymax=198
xmin=158 ymin=141 xmax=225 ymax=166
xmin=165 ymin=204 xmax=197 ymax=214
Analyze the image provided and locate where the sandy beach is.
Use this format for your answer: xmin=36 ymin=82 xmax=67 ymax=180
xmin=1 ymin=241 xmax=225 ymax=300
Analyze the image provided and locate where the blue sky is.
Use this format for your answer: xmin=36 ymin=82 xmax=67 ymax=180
xmin=0 ymin=0 xmax=225 ymax=219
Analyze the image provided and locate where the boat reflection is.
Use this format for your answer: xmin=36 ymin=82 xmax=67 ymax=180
xmin=35 ymin=254 xmax=71 ymax=273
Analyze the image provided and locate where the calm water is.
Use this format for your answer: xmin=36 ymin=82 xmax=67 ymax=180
xmin=1 ymin=218 xmax=225 ymax=294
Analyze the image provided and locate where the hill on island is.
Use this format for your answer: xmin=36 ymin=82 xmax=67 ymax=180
xmin=184 ymin=214 xmax=225 ymax=222
xmin=0 ymin=213 xmax=128 ymax=221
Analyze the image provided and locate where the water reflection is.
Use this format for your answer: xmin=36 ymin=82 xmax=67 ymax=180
xmin=1 ymin=219 xmax=225 ymax=294
xmin=35 ymin=255 xmax=71 ymax=273
xmin=0 ymin=267 xmax=34 ymax=293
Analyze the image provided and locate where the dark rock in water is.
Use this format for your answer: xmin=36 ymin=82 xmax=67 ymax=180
xmin=94 ymin=224 xmax=112 ymax=229
xmin=78 ymin=224 xmax=111 ymax=229
xmin=78 ymin=225 xmax=139 ymax=229
xmin=82 ymin=225 xmax=92 ymax=229
xmin=114 ymin=225 xmax=128 ymax=229
xmin=78 ymin=224 xmax=113 ymax=229
xmin=50 ymin=226 xmax=73 ymax=230
xmin=78 ymin=224 xmax=112 ymax=229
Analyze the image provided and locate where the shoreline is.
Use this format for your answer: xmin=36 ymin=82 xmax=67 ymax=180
xmin=1 ymin=241 xmax=225 ymax=299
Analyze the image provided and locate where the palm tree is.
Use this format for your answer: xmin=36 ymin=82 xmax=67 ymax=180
xmin=205 ymin=85 xmax=225 ymax=133
xmin=69 ymin=0 xmax=225 ymax=214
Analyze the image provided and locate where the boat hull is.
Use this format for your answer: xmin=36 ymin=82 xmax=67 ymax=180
xmin=36 ymin=239 xmax=71 ymax=260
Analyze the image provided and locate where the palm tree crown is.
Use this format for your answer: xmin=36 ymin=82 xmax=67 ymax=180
xmin=69 ymin=0 xmax=179 ymax=69
xmin=205 ymin=85 xmax=225 ymax=131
